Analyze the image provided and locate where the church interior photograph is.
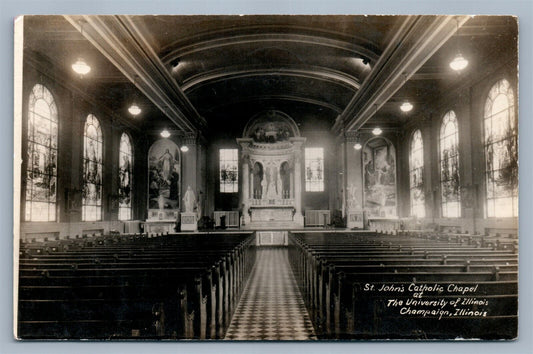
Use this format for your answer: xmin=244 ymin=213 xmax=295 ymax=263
xmin=13 ymin=15 xmax=518 ymax=340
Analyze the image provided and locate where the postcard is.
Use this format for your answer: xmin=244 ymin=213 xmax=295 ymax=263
xmin=14 ymin=15 xmax=518 ymax=340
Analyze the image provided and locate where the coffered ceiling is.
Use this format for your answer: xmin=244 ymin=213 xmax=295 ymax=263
xmin=23 ymin=15 xmax=517 ymax=137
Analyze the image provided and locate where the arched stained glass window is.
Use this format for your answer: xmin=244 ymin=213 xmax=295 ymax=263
xmin=119 ymin=133 xmax=133 ymax=220
xmin=484 ymin=79 xmax=518 ymax=217
xmin=82 ymin=114 xmax=103 ymax=221
xmin=409 ymin=130 xmax=425 ymax=218
xmin=440 ymin=111 xmax=461 ymax=217
xmin=305 ymin=147 xmax=324 ymax=192
xmin=25 ymin=84 xmax=58 ymax=221
xmin=219 ymin=148 xmax=239 ymax=193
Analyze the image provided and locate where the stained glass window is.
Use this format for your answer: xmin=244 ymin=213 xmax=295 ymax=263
xmin=220 ymin=149 xmax=238 ymax=193
xmin=118 ymin=133 xmax=133 ymax=220
xmin=440 ymin=111 xmax=461 ymax=217
xmin=82 ymin=114 xmax=103 ymax=221
xmin=409 ymin=130 xmax=425 ymax=217
xmin=305 ymin=147 xmax=324 ymax=192
xmin=25 ymin=84 xmax=58 ymax=221
xmin=484 ymin=79 xmax=518 ymax=217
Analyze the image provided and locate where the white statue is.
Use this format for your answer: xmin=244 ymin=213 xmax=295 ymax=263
xmin=259 ymin=178 xmax=265 ymax=199
xmin=182 ymin=185 xmax=196 ymax=213
xmin=277 ymin=170 xmax=283 ymax=197
xmin=267 ymin=166 xmax=278 ymax=199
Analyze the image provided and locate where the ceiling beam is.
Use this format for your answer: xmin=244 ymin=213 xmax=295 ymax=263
xmin=410 ymin=72 xmax=455 ymax=80
xmin=202 ymin=94 xmax=343 ymax=114
xmin=333 ymin=15 xmax=470 ymax=134
xmin=162 ymin=33 xmax=380 ymax=64
xmin=182 ymin=65 xmax=361 ymax=92
xmin=64 ymin=15 xmax=206 ymax=133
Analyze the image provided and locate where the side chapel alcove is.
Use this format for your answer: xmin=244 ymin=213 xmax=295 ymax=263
xmin=144 ymin=139 xmax=181 ymax=234
xmin=363 ymin=137 xmax=397 ymax=219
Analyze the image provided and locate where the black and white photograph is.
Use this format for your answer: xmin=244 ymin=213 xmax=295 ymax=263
xmin=13 ymin=14 xmax=519 ymax=341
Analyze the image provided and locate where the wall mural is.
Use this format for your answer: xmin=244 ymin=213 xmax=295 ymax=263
xmin=244 ymin=110 xmax=297 ymax=143
xmin=148 ymin=139 xmax=180 ymax=210
xmin=363 ymin=137 xmax=397 ymax=218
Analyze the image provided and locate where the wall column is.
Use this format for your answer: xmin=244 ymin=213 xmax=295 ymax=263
xmin=344 ymin=131 xmax=364 ymax=228
xmin=182 ymin=132 xmax=198 ymax=203
xmin=236 ymin=139 xmax=252 ymax=224
xmin=242 ymin=161 xmax=249 ymax=203
xmin=241 ymin=158 xmax=250 ymax=224
xmin=292 ymin=141 xmax=304 ymax=225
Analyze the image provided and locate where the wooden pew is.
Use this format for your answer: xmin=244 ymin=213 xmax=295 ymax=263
xmin=17 ymin=232 xmax=256 ymax=340
xmin=288 ymin=231 xmax=518 ymax=339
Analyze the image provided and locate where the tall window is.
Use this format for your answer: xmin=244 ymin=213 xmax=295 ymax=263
xmin=305 ymin=147 xmax=324 ymax=192
xmin=440 ymin=111 xmax=461 ymax=217
xmin=219 ymin=149 xmax=238 ymax=193
xmin=25 ymin=84 xmax=58 ymax=221
xmin=409 ymin=130 xmax=425 ymax=217
xmin=484 ymin=79 xmax=518 ymax=217
xmin=118 ymin=133 xmax=133 ymax=220
xmin=82 ymin=114 xmax=103 ymax=221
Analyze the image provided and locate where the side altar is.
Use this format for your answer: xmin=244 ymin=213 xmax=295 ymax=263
xmin=237 ymin=110 xmax=306 ymax=230
xmin=144 ymin=209 xmax=179 ymax=235
xmin=144 ymin=139 xmax=182 ymax=234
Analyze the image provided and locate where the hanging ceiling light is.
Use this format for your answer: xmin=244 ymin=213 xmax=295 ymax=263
xmin=160 ymin=129 xmax=171 ymax=138
xmin=128 ymin=75 xmax=142 ymax=116
xmin=71 ymin=58 xmax=91 ymax=75
xmin=400 ymin=101 xmax=413 ymax=112
xmin=128 ymin=103 xmax=141 ymax=116
xmin=372 ymin=127 xmax=382 ymax=136
xmin=450 ymin=18 xmax=469 ymax=72
xmin=353 ymin=133 xmax=362 ymax=150
xmin=450 ymin=52 xmax=469 ymax=71
xmin=180 ymin=145 xmax=189 ymax=152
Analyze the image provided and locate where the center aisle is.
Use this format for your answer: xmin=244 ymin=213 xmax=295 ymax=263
xmin=224 ymin=248 xmax=317 ymax=340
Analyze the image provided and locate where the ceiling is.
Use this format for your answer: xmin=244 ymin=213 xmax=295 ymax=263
xmin=23 ymin=15 xmax=517 ymax=138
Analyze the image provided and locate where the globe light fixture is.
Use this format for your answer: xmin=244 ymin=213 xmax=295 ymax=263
xmin=128 ymin=103 xmax=141 ymax=116
xmin=160 ymin=129 xmax=171 ymax=138
xmin=450 ymin=52 xmax=469 ymax=71
xmin=449 ymin=18 xmax=469 ymax=72
xmin=372 ymin=127 xmax=383 ymax=136
xmin=180 ymin=145 xmax=189 ymax=152
xmin=353 ymin=142 xmax=362 ymax=150
xmin=400 ymin=101 xmax=413 ymax=112
xmin=71 ymin=58 xmax=91 ymax=76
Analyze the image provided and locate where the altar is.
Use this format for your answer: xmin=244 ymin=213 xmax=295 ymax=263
xmin=143 ymin=209 xmax=179 ymax=235
xmin=237 ymin=110 xmax=305 ymax=230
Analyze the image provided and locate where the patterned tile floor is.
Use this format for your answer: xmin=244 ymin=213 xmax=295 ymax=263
xmin=224 ymin=247 xmax=317 ymax=340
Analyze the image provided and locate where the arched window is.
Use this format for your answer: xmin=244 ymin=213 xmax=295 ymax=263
xmin=25 ymin=84 xmax=58 ymax=221
xmin=82 ymin=114 xmax=103 ymax=221
xmin=118 ymin=133 xmax=133 ymax=220
xmin=409 ymin=130 xmax=425 ymax=217
xmin=305 ymin=147 xmax=324 ymax=192
xmin=219 ymin=148 xmax=239 ymax=193
xmin=440 ymin=111 xmax=461 ymax=217
xmin=484 ymin=79 xmax=518 ymax=217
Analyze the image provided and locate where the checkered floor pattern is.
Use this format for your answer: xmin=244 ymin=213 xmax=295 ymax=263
xmin=224 ymin=247 xmax=317 ymax=340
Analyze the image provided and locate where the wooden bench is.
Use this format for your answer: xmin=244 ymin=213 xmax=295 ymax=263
xmin=17 ymin=232 xmax=256 ymax=340
xmin=288 ymin=231 xmax=518 ymax=339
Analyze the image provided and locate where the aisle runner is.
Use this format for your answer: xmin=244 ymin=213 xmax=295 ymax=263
xmin=224 ymin=248 xmax=317 ymax=340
